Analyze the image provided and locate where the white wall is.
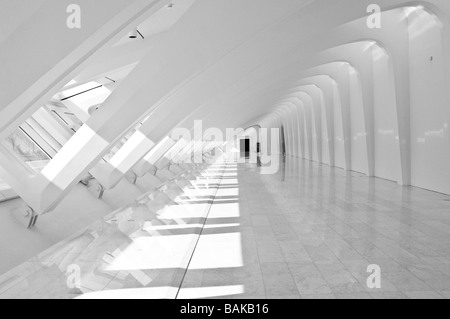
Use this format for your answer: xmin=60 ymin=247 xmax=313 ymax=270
xmin=349 ymin=68 xmax=369 ymax=174
xmin=298 ymin=106 xmax=306 ymax=158
xmin=373 ymin=46 xmax=401 ymax=182
xmin=311 ymin=102 xmax=319 ymax=162
xmin=333 ymin=84 xmax=346 ymax=169
xmin=321 ymin=94 xmax=331 ymax=165
xmin=409 ymin=9 xmax=450 ymax=194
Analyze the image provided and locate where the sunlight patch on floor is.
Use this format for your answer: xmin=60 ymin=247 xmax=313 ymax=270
xmin=189 ymin=232 xmax=244 ymax=270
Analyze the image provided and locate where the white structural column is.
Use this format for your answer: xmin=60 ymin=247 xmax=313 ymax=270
xmin=297 ymin=86 xmax=323 ymax=164
xmin=272 ymin=109 xmax=289 ymax=156
xmin=295 ymin=101 xmax=306 ymax=159
xmin=153 ymin=139 xmax=191 ymax=171
xmin=87 ymin=105 xmax=190 ymax=190
xmin=132 ymin=137 xmax=176 ymax=178
xmin=284 ymin=101 xmax=302 ymax=158
xmin=327 ymin=8 xmax=412 ymax=183
xmin=315 ymin=41 xmax=377 ymax=176
xmin=294 ymin=76 xmax=336 ymax=167
xmin=288 ymin=92 xmax=314 ymax=162
xmin=306 ymin=63 xmax=352 ymax=170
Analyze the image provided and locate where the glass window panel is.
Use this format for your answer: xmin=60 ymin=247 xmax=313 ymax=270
xmin=2 ymin=128 xmax=50 ymax=172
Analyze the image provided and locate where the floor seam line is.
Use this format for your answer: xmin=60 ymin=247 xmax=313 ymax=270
xmin=175 ymin=163 xmax=227 ymax=299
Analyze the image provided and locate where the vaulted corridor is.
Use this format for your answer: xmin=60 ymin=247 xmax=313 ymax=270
xmin=2 ymin=0 xmax=450 ymax=301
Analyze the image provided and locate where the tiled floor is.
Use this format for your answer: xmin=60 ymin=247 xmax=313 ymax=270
xmin=242 ymin=158 xmax=450 ymax=299
xmin=1 ymin=156 xmax=450 ymax=299
xmin=181 ymin=157 xmax=450 ymax=299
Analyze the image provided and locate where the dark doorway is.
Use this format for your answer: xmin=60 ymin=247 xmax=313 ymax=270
xmin=240 ymin=138 xmax=250 ymax=158
xmin=280 ymin=126 xmax=287 ymax=181
xmin=280 ymin=126 xmax=286 ymax=158
xmin=256 ymin=142 xmax=262 ymax=167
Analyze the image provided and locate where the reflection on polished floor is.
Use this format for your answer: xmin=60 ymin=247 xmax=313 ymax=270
xmin=1 ymin=157 xmax=450 ymax=299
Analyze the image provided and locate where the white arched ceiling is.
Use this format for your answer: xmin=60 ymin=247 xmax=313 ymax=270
xmin=2 ymin=0 xmax=450 ymax=217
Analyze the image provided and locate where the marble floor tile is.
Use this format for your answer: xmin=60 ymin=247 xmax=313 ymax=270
xmin=301 ymin=293 xmax=336 ymax=299
xmin=293 ymin=276 xmax=333 ymax=295
xmin=278 ymin=241 xmax=312 ymax=263
xmin=439 ymin=291 xmax=450 ymax=299
xmin=233 ymin=294 xmax=267 ymax=299
xmin=335 ymin=293 xmax=372 ymax=299
xmin=256 ymin=241 xmax=285 ymax=263
xmin=404 ymin=291 xmax=445 ymax=299
xmin=304 ymin=244 xmax=340 ymax=262
xmin=423 ymin=277 xmax=450 ymax=291
xmin=383 ymin=271 xmax=433 ymax=292
xmin=260 ymin=263 xmax=299 ymax=296
xmin=404 ymin=263 xmax=450 ymax=281
xmin=267 ymin=295 xmax=301 ymax=299
xmin=369 ymin=292 xmax=407 ymax=299
xmin=251 ymin=215 xmax=271 ymax=227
